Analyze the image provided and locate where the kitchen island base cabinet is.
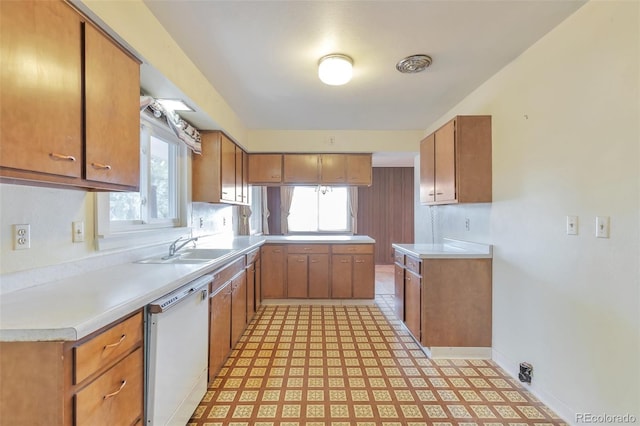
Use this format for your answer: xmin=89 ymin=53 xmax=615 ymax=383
xmin=422 ymin=259 xmax=492 ymax=348
xmin=331 ymin=244 xmax=375 ymax=299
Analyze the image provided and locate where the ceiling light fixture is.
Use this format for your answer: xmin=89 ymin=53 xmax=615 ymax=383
xmin=318 ymin=54 xmax=353 ymax=86
xmin=156 ymin=98 xmax=194 ymax=112
xmin=396 ymin=54 xmax=432 ymax=73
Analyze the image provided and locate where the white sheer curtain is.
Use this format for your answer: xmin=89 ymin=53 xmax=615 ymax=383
xmin=348 ymin=187 xmax=359 ymax=234
xmin=280 ymin=186 xmax=295 ymax=234
xmin=261 ymin=187 xmax=270 ymax=235
xmin=238 ymin=205 xmax=251 ymax=235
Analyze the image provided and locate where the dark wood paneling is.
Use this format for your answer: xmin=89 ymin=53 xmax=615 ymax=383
xmin=266 ymin=186 xmax=282 ymax=235
xmin=357 ymin=167 xmax=414 ymax=264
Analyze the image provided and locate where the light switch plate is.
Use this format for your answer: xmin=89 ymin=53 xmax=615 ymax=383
xmin=596 ymin=216 xmax=610 ymax=238
xmin=566 ymin=216 xmax=578 ymax=235
xmin=72 ymin=221 xmax=85 ymax=242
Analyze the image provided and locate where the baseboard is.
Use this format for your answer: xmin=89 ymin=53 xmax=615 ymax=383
xmin=492 ymin=348 xmax=574 ymax=425
xmin=261 ymin=298 xmax=375 ymax=306
xmin=427 ymin=346 xmax=492 ymax=359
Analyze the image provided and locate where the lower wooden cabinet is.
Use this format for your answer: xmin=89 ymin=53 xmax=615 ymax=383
xmin=0 ymin=311 xmax=144 ymax=426
xmin=209 ymin=281 xmax=231 ymax=382
xmin=393 ymin=249 xmax=492 ymax=350
xmin=261 ymin=245 xmax=286 ymax=298
xmin=262 ymin=243 xmax=374 ymax=299
xmin=230 ymin=269 xmax=247 ymax=347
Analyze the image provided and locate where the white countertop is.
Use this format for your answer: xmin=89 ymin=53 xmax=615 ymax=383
xmin=265 ymin=235 xmax=375 ymax=244
xmin=0 ymin=236 xmax=265 ymax=342
xmin=392 ymin=238 xmax=492 ymax=259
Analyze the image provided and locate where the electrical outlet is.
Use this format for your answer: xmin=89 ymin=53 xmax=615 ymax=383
xmin=13 ymin=224 xmax=30 ymax=250
xmin=465 ymin=218 xmax=470 ymax=231
xmin=72 ymin=221 xmax=85 ymax=242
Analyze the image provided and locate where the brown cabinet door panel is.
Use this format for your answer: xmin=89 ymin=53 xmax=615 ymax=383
xmin=419 ymin=134 xmax=435 ymax=204
xmin=287 ymin=254 xmax=308 ymax=298
xmin=246 ymin=263 xmax=255 ymax=323
xmin=261 ymin=246 xmax=285 ymax=298
xmin=231 ymin=271 xmax=247 ymax=347
xmin=220 ymin=135 xmax=237 ymax=202
xmin=209 ymin=284 xmax=231 ymax=382
xmin=84 ymin=24 xmax=139 ymax=188
xmin=434 ymin=120 xmax=456 ymax=202
xmin=394 ymin=264 xmax=405 ymax=321
xmin=0 ymin=0 xmax=82 ymax=179
xmin=404 ymin=270 xmax=421 ymax=341
xmin=308 ymin=254 xmax=330 ymax=298
xmin=247 ymin=154 xmax=283 ymax=183
xmin=320 ymin=154 xmax=346 ymax=184
xmin=346 ymin=154 xmax=372 ymax=185
xmin=352 ymin=255 xmax=374 ymax=298
xmin=331 ymin=255 xmax=352 ymax=298
xmin=283 ymin=154 xmax=319 ymax=183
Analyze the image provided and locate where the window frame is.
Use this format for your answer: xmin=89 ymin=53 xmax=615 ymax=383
xmin=287 ymin=185 xmax=352 ymax=234
xmin=95 ymin=113 xmax=190 ymax=251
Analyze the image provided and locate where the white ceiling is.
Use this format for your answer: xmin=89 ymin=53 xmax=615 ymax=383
xmin=141 ymin=0 xmax=585 ymax=133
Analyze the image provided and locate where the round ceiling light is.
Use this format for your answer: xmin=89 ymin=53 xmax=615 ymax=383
xmin=318 ymin=54 xmax=353 ymax=86
xmin=396 ymin=54 xmax=432 ymax=73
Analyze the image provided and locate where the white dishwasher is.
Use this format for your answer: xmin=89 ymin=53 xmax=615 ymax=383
xmin=147 ymin=274 xmax=211 ymax=426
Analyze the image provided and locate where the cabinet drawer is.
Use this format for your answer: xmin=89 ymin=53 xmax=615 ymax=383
xmin=393 ymin=251 xmax=404 ymax=265
xmin=332 ymin=244 xmax=374 ymax=254
xmin=75 ymin=312 xmax=142 ymax=384
xmin=246 ymin=248 xmax=260 ymax=264
xmin=75 ymin=348 xmax=143 ymax=426
xmin=287 ymin=244 xmax=329 ymax=254
xmin=211 ymin=257 xmax=246 ymax=294
xmin=405 ymin=255 xmax=421 ymax=275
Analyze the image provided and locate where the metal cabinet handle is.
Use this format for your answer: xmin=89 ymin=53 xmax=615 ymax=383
xmin=49 ymin=152 xmax=76 ymax=162
xmin=355 ymin=260 xmax=365 ymax=263
xmin=297 ymin=259 xmax=305 ymax=263
xmin=436 ymin=192 xmax=444 ymax=195
xmin=103 ymin=380 xmax=126 ymax=400
xmin=91 ymin=162 xmax=112 ymax=170
xmin=103 ymin=334 xmax=126 ymax=350
xmin=340 ymin=259 xmax=349 ymax=263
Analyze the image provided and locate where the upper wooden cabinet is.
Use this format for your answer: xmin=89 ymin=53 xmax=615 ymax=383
xmin=346 ymin=154 xmax=372 ymax=185
xmin=247 ymin=154 xmax=283 ymax=184
xmin=283 ymin=154 xmax=320 ymax=184
xmin=319 ymin=154 xmax=346 ymax=184
xmin=0 ymin=0 xmax=140 ymax=192
xmin=420 ymin=115 xmax=492 ymax=205
xmin=193 ymin=131 xmax=249 ymax=205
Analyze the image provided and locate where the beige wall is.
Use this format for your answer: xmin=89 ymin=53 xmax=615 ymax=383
xmin=415 ymin=1 xmax=639 ymax=420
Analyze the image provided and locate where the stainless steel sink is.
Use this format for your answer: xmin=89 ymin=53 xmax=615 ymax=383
xmin=135 ymin=248 xmax=235 ymax=264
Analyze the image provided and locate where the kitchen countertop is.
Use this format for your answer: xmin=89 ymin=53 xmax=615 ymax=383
xmin=264 ymin=235 xmax=375 ymax=244
xmin=0 ymin=234 xmax=375 ymax=342
xmin=392 ymin=238 xmax=492 ymax=259
xmin=0 ymin=236 xmax=266 ymax=342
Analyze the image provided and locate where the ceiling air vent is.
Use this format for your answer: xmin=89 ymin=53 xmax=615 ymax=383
xmin=396 ymin=54 xmax=432 ymax=73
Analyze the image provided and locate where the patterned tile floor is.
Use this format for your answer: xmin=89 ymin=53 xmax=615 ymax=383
xmin=189 ymin=295 xmax=565 ymax=426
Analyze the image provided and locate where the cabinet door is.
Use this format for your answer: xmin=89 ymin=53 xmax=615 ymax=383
xmin=346 ymin=154 xmax=372 ymax=185
xmin=261 ymin=246 xmax=285 ymax=298
xmin=394 ymin=264 xmax=405 ymax=320
xmin=283 ymin=154 xmax=319 ymax=183
xmin=0 ymin=0 xmax=82 ymax=179
xmin=231 ymin=270 xmax=247 ymax=347
xmin=404 ymin=270 xmax=421 ymax=341
xmin=209 ymin=283 xmax=231 ymax=381
xmin=353 ymin=255 xmax=374 ymax=298
xmin=84 ymin=24 xmax=139 ymax=189
xmin=287 ymin=254 xmax=308 ymax=298
xmin=255 ymin=258 xmax=262 ymax=310
xmin=331 ymin=255 xmax=352 ymax=298
xmin=320 ymin=154 xmax=346 ymax=184
xmin=308 ymin=254 xmax=329 ymax=298
xmin=246 ymin=263 xmax=255 ymax=323
xmin=419 ymin=134 xmax=435 ymax=204
xmin=242 ymin=150 xmax=249 ymax=204
xmin=221 ymin=135 xmax=237 ymax=203
xmin=248 ymin=154 xmax=283 ymax=184
xmin=434 ymin=120 xmax=456 ymax=203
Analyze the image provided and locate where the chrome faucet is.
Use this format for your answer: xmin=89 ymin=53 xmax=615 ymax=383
xmin=166 ymin=236 xmax=199 ymax=258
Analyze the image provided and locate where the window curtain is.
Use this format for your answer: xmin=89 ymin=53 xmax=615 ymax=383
xmin=348 ymin=187 xmax=359 ymax=234
xmin=280 ymin=186 xmax=295 ymax=234
xmin=140 ymin=96 xmax=202 ymax=154
xmin=261 ymin=187 xmax=270 ymax=235
xmin=238 ymin=205 xmax=252 ymax=235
